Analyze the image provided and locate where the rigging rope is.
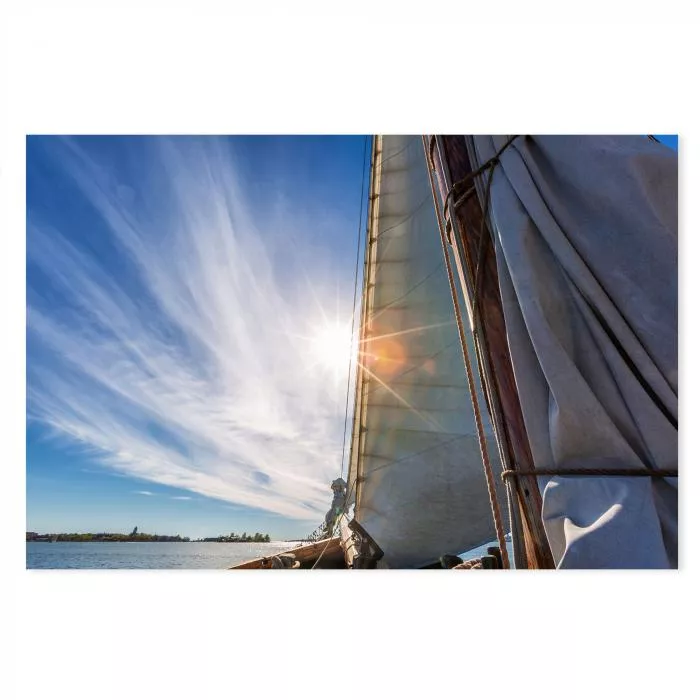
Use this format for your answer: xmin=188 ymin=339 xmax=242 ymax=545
xmin=422 ymin=135 xmax=511 ymax=570
xmin=302 ymin=136 xmax=369 ymax=548
xmin=339 ymin=134 xmax=370 ymax=480
xmin=445 ymin=135 xmax=532 ymax=568
xmin=311 ymin=136 xmax=523 ymax=566
xmin=502 ymin=467 xmax=678 ymax=481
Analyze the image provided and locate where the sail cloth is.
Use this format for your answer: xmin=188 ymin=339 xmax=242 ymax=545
xmin=467 ymin=135 xmax=678 ymax=568
xmin=348 ymin=135 xmax=507 ymax=568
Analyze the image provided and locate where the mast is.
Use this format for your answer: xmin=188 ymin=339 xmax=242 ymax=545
xmin=347 ymin=135 xmax=381 ymax=510
xmin=347 ymin=135 xmax=508 ymax=568
xmin=425 ymin=135 xmax=555 ymax=569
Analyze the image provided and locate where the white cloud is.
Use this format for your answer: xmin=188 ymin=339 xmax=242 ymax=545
xmin=27 ymin=137 xmax=356 ymax=522
xmin=135 ymin=491 xmax=154 ymax=496
xmin=171 ymin=496 xmax=192 ymax=501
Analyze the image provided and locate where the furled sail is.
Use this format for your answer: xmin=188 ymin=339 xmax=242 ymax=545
xmin=466 ymin=135 xmax=678 ymax=568
xmin=347 ymin=135 xmax=507 ymax=568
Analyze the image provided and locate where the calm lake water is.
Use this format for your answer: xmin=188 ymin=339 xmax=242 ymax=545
xmin=26 ymin=541 xmax=305 ymax=569
xmin=27 ymin=538 xmax=513 ymax=569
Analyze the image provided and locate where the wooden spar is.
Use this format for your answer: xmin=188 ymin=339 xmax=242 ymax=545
xmin=228 ymin=537 xmax=344 ymax=569
xmin=426 ymin=135 xmax=554 ymax=570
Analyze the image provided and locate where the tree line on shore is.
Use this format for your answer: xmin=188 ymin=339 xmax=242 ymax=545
xmin=26 ymin=531 xmax=190 ymax=542
xmin=197 ymin=532 xmax=271 ymax=543
xmin=26 ymin=530 xmax=272 ymax=543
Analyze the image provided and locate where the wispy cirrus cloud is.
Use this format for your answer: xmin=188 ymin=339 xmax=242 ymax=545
xmin=27 ymin=137 xmax=355 ymax=522
xmin=171 ymin=496 xmax=192 ymax=501
xmin=135 ymin=491 xmax=154 ymax=496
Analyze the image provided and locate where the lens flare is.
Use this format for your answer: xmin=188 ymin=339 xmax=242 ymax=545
xmin=311 ymin=322 xmax=353 ymax=376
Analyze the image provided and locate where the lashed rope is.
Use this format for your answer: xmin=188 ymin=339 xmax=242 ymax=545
xmin=441 ymin=135 xmax=521 ymax=223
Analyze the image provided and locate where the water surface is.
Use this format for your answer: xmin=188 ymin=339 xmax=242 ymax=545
xmin=27 ymin=539 xmax=514 ymax=569
xmin=26 ymin=541 xmax=303 ymax=569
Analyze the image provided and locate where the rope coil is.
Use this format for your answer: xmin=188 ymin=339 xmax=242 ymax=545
xmin=452 ymin=557 xmax=483 ymax=570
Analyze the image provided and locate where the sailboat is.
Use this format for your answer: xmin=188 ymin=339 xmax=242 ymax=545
xmin=232 ymin=134 xmax=678 ymax=570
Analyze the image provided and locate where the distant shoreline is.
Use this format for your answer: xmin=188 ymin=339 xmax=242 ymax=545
xmin=26 ymin=540 xmax=302 ymax=543
xmin=26 ymin=531 xmax=289 ymax=544
xmin=25 ymin=535 xmax=189 ymax=544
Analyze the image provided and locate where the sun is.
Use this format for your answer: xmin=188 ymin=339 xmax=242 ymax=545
xmin=311 ymin=321 xmax=354 ymax=376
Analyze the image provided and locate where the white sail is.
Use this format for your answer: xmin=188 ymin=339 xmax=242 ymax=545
xmin=347 ymin=135 xmax=507 ymax=568
xmin=468 ymin=135 xmax=678 ymax=568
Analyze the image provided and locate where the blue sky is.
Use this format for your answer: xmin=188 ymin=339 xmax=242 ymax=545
xmin=26 ymin=134 xmax=677 ymax=540
xmin=654 ymin=134 xmax=678 ymax=149
xmin=27 ymin=136 xmax=370 ymax=540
